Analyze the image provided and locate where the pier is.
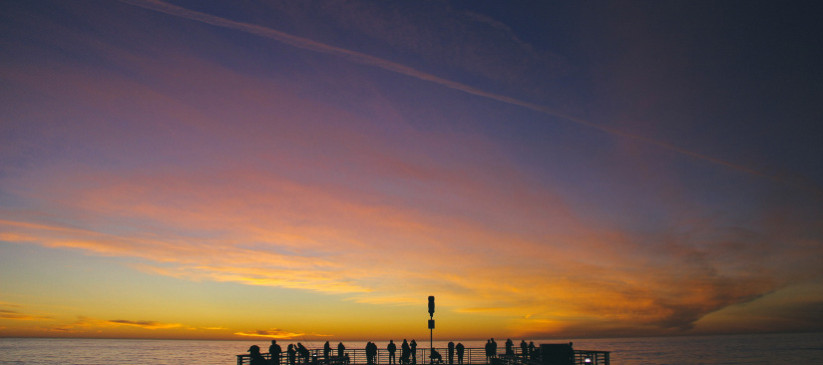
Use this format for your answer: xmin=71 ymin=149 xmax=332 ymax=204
xmin=237 ymin=345 xmax=610 ymax=365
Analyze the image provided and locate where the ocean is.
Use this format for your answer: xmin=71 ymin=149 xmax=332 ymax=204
xmin=0 ymin=332 xmax=821 ymax=364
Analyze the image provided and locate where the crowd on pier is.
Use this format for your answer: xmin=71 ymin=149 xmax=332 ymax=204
xmin=246 ymin=338 xmax=541 ymax=365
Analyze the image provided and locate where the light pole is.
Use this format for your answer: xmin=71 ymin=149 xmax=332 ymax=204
xmin=428 ymin=296 xmax=435 ymax=365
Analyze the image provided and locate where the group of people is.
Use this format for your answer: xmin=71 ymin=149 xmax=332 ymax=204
xmin=248 ymin=340 xmax=349 ymax=365
xmin=365 ymin=342 xmax=378 ymax=365
xmin=437 ymin=341 xmax=466 ymax=365
xmin=397 ymin=339 xmax=415 ymax=365
xmin=446 ymin=341 xmax=466 ymax=365
xmin=247 ymin=339 xmax=535 ymax=365
xmin=249 ymin=340 xmax=326 ymax=365
xmin=485 ymin=339 xmax=537 ymax=361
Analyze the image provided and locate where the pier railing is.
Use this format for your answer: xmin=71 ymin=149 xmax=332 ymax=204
xmin=237 ymin=346 xmax=609 ymax=365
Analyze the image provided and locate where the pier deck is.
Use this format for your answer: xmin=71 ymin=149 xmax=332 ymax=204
xmin=237 ymin=346 xmax=609 ymax=365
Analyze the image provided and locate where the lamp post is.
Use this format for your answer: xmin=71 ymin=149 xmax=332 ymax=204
xmin=428 ymin=296 xmax=435 ymax=365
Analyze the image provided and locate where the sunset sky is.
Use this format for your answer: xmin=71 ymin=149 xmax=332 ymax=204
xmin=2 ymin=1 xmax=822 ymax=341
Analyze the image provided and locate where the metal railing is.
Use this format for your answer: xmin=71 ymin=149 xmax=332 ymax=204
xmin=573 ymin=350 xmax=609 ymax=365
xmin=237 ymin=347 xmax=609 ymax=365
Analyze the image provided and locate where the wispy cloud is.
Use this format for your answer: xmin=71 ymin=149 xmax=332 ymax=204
xmin=114 ymin=0 xmax=806 ymax=190
xmin=44 ymin=316 xmax=182 ymax=333
xmin=4 ymin=181 xmax=816 ymax=335
xmin=107 ymin=319 xmax=182 ymax=330
xmin=0 ymin=309 xmax=51 ymax=321
xmin=234 ymin=328 xmax=308 ymax=339
xmin=4 ymin=132 xmax=821 ymax=334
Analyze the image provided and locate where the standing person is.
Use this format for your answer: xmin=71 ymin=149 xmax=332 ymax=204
xmin=505 ymin=339 xmax=513 ymax=357
xmin=388 ymin=340 xmax=397 ymax=365
xmin=410 ymin=339 xmax=417 ymax=365
xmin=365 ymin=342 xmax=373 ymax=365
xmin=527 ymin=342 xmax=536 ymax=361
xmin=338 ymin=342 xmax=346 ymax=359
xmin=519 ymin=341 xmax=527 ymax=360
xmin=484 ymin=340 xmax=491 ymax=362
xmin=401 ymin=339 xmax=411 ymax=364
xmin=447 ymin=342 xmax=454 ymax=365
xmin=270 ymin=340 xmax=283 ymax=365
xmin=324 ymin=341 xmax=331 ymax=361
xmin=296 ymin=343 xmax=308 ymax=364
xmin=490 ymin=339 xmax=497 ymax=359
xmin=455 ymin=343 xmax=464 ymax=365
xmin=287 ymin=344 xmax=296 ymax=365
xmin=249 ymin=345 xmax=268 ymax=365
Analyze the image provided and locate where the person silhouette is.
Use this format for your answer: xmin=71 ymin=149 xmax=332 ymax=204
xmin=388 ymin=340 xmax=397 ymax=364
xmin=401 ymin=339 xmax=410 ymax=365
xmin=366 ymin=342 xmax=374 ymax=365
xmin=249 ymin=345 xmax=268 ymax=365
xmin=297 ymin=343 xmax=309 ymax=364
xmin=270 ymin=340 xmax=283 ymax=365
xmin=455 ymin=343 xmax=464 ymax=365
xmin=505 ymin=339 xmax=513 ymax=357
xmin=430 ymin=348 xmax=443 ymax=364
xmin=338 ymin=342 xmax=346 ymax=359
xmin=484 ymin=340 xmax=491 ymax=362
xmin=490 ymin=339 xmax=497 ymax=359
xmin=288 ymin=344 xmax=296 ymax=365
xmin=447 ymin=342 xmax=454 ymax=365
xmin=303 ymin=344 xmax=311 ymax=364
xmin=410 ymin=339 xmax=417 ymax=365
xmin=519 ymin=341 xmax=527 ymax=360
xmin=527 ymin=342 xmax=536 ymax=361
xmin=324 ymin=341 xmax=331 ymax=362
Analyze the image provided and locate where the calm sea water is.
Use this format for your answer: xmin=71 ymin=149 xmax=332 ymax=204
xmin=0 ymin=333 xmax=821 ymax=364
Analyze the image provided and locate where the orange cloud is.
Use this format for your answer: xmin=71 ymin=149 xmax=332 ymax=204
xmin=107 ymin=319 xmax=183 ymax=330
xmin=234 ymin=329 xmax=307 ymax=339
xmin=2 ymin=176 xmax=814 ymax=337
xmin=38 ymin=316 xmax=183 ymax=335
xmin=0 ymin=309 xmax=51 ymax=321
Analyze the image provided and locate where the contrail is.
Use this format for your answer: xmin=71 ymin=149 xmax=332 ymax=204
xmin=120 ymin=0 xmax=817 ymax=192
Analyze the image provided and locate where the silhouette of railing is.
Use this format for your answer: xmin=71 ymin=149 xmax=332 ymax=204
xmin=237 ymin=347 xmax=609 ymax=365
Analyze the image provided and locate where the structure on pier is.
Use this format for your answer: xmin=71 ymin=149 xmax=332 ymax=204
xmin=237 ymin=343 xmax=609 ymax=365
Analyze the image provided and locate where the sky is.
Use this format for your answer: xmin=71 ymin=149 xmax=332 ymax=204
xmin=1 ymin=0 xmax=822 ymax=341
